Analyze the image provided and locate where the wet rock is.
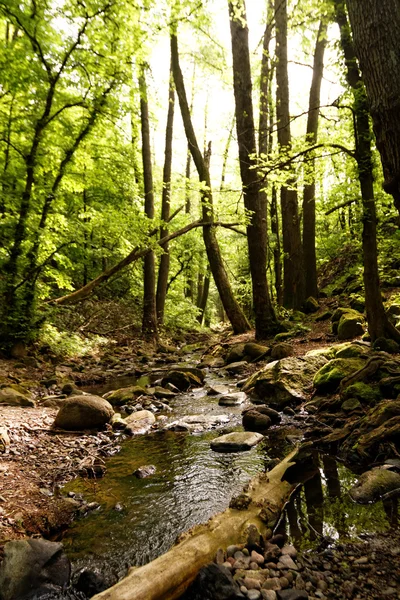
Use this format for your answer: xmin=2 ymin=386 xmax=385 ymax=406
xmin=303 ymin=296 xmax=319 ymax=314
xmin=181 ymin=563 xmax=245 ymax=600
xmin=161 ymin=370 xmax=202 ymax=391
xmin=133 ymin=465 xmax=156 ymax=478
xmin=349 ymin=467 xmax=400 ymax=503
xmin=125 ymin=410 xmax=155 ymax=434
xmin=242 ymin=410 xmax=272 ymax=433
xmin=313 ymin=357 xmax=366 ymax=393
xmin=225 ymin=361 xmax=250 ymax=374
xmin=153 ymin=386 xmax=176 ymax=399
xmin=211 ymin=432 xmax=264 ymax=452
xmin=244 ymin=355 xmax=327 ymax=410
xmin=219 ymin=392 xmax=247 ymax=406
xmin=75 ymin=568 xmax=107 ymax=596
xmin=271 ymin=343 xmax=294 ymax=360
xmin=103 ymin=385 xmax=147 ymax=407
xmin=54 ymin=395 xmax=113 ymax=430
xmin=249 ymin=405 xmax=281 ymax=424
xmin=207 ymin=384 xmax=230 ymax=396
xmin=0 ymin=538 xmax=70 ymax=600
xmin=0 ymin=386 xmax=35 ymax=407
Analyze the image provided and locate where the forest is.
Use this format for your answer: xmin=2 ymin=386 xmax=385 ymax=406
xmin=0 ymin=1 xmax=400 ymax=600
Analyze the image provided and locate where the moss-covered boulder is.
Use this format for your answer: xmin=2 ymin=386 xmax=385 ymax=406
xmin=349 ymin=467 xmax=400 ymax=503
xmin=271 ymin=342 xmax=294 ymax=360
xmin=337 ymin=313 xmax=365 ymax=340
xmin=54 ymin=395 xmax=113 ymax=430
xmin=341 ymin=398 xmax=362 ymax=412
xmin=226 ymin=344 xmax=246 ymax=364
xmin=242 ymin=409 xmax=272 ymax=433
xmin=303 ymin=296 xmax=319 ymax=314
xmin=243 ymin=355 xmax=327 ymax=410
xmin=315 ymin=310 xmax=332 ymax=322
xmin=104 ymin=386 xmax=147 ymax=407
xmin=313 ymin=357 xmax=366 ymax=393
xmin=341 ymin=381 xmax=382 ymax=404
xmin=0 ymin=385 xmax=35 ymax=407
xmin=334 ymin=343 xmax=369 ymax=359
xmin=349 ymin=295 xmax=365 ymax=313
xmin=243 ymin=342 xmax=269 ymax=360
xmin=372 ymin=337 xmax=399 ymax=354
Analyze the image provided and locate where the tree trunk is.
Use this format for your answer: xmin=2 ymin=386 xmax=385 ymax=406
xmin=92 ymin=452 xmax=297 ymax=600
xmin=196 ymin=268 xmax=210 ymax=325
xmin=334 ymin=0 xmax=400 ymax=343
xmin=228 ymin=0 xmax=279 ymax=339
xmin=156 ymin=64 xmax=175 ymax=325
xmin=171 ymin=32 xmax=250 ymax=335
xmin=275 ymin=0 xmax=305 ymax=310
xmin=302 ymin=20 xmax=327 ymax=299
xmin=345 ymin=0 xmax=400 ymax=216
xmin=139 ymin=67 xmax=158 ymax=343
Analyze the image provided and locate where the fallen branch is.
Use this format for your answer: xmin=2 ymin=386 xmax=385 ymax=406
xmin=92 ymin=451 xmax=297 ymax=600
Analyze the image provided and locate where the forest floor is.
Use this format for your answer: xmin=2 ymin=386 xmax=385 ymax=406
xmin=0 ymin=309 xmax=399 ymax=598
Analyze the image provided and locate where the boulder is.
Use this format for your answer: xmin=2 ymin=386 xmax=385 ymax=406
xmin=349 ymin=294 xmax=365 ymax=313
xmin=54 ymin=395 xmax=113 ymax=430
xmin=0 ymin=386 xmax=35 ymax=407
xmin=153 ymin=386 xmax=176 ymax=399
xmin=125 ymin=410 xmax=155 ymax=435
xmin=315 ymin=310 xmax=332 ymax=322
xmin=303 ymin=296 xmax=319 ymax=314
xmin=244 ymin=343 xmax=269 ymax=360
xmin=161 ymin=370 xmax=202 ymax=391
xmin=211 ymin=432 xmax=264 ymax=452
xmin=349 ymin=467 xmax=400 ymax=503
xmin=181 ymin=563 xmax=245 ymax=600
xmin=207 ymin=384 xmax=230 ymax=396
xmin=224 ymin=361 xmax=249 ymax=374
xmin=341 ymin=398 xmax=362 ymax=412
xmin=0 ymin=538 xmax=70 ymax=600
xmin=334 ymin=343 xmax=369 ymax=359
xmin=133 ymin=465 xmax=156 ymax=478
xmin=372 ymin=337 xmax=399 ymax=354
xmin=270 ymin=343 xmax=293 ymax=360
xmin=218 ymin=392 xmax=247 ymax=406
xmin=243 ymin=355 xmax=327 ymax=410
xmin=104 ymin=385 xmax=147 ymax=406
xmin=242 ymin=409 xmax=271 ymax=433
xmin=247 ymin=405 xmax=281 ymax=424
xmin=313 ymin=357 xmax=366 ymax=393
xmin=226 ymin=344 xmax=246 ymax=364
xmin=337 ymin=313 xmax=365 ymax=340
xmin=341 ymin=381 xmax=381 ymax=405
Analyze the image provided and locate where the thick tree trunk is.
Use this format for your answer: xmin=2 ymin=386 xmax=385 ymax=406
xmin=92 ymin=452 xmax=297 ymax=600
xmin=171 ymin=32 xmax=250 ymax=334
xmin=228 ymin=0 xmax=279 ymax=339
xmin=345 ymin=0 xmax=400 ymax=216
xmin=275 ymin=0 xmax=305 ymax=310
xmin=302 ymin=20 xmax=327 ymax=299
xmin=139 ymin=68 xmax=158 ymax=343
xmin=334 ymin=0 xmax=400 ymax=343
xmin=156 ymin=64 xmax=175 ymax=325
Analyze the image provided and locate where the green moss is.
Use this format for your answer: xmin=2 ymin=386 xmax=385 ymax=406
xmin=341 ymin=382 xmax=382 ymax=404
xmin=335 ymin=344 xmax=368 ymax=359
xmin=313 ymin=358 xmax=365 ymax=393
xmin=105 ymin=386 xmax=147 ymax=406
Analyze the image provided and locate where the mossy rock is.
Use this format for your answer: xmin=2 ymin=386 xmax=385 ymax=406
xmin=337 ymin=313 xmax=365 ymax=340
xmin=225 ymin=344 xmax=246 ymax=364
xmin=349 ymin=295 xmax=365 ymax=313
xmin=0 ymin=385 xmax=35 ymax=407
xmin=372 ymin=337 xmax=399 ymax=354
xmin=303 ymin=296 xmax=319 ymax=314
xmin=349 ymin=467 xmax=400 ymax=503
xmin=305 ymin=346 xmax=337 ymax=360
xmin=313 ymin=357 xmax=366 ymax=393
xmin=274 ymin=331 xmax=294 ymax=342
xmin=289 ymin=310 xmax=306 ymax=322
xmin=270 ymin=342 xmax=294 ymax=360
xmin=341 ymin=381 xmax=382 ymax=404
xmin=161 ymin=370 xmax=202 ymax=391
xmin=104 ymin=386 xmax=147 ymax=407
xmin=334 ymin=343 xmax=369 ymax=359
xmin=243 ymin=342 xmax=269 ymax=360
xmin=341 ymin=397 xmax=362 ymax=412
xmin=315 ymin=310 xmax=332 ymax=322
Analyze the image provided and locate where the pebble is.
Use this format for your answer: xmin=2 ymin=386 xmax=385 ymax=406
xmin=247 ymin=591 xmax=261 ymax=600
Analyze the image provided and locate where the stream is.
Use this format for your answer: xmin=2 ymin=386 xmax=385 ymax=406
xmin=59 ymin=358 xmax=398 ymax=590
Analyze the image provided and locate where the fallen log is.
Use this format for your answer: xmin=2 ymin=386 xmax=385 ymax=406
xmin=92 ymin=451 xmax=297 ymax=600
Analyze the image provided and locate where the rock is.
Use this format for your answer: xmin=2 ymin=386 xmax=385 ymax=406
xmin=153 ymin=386 xmax=176 ymax=399
xmin=249 ymin=405 xmax=281 ymax=424
xmin=226 ymin=344 xmax=247 ymax=364
xmin=225 ymin=361 xmax=250 ymax=374
xmin=75 ymin=568 xmax=107 ymax=596
xmin=341 ymin=397 xmax=362 ymax=412
xmin=313 ymin=357 xmax=365 ymax=393
xmin=125 ymin=410 xmax=155 ymax=434
xmin=242 ymin=410 xmax=272 ymax=433
xmin=211 ymin=432 xmax=264 ymax=452
xmin=373 ymin=337 xmax=400 ymax=354
xmin=247 ymin=591 xmax=261 ymax=600
xmin=271 ymin=343 xmax=294 ymax=360
xmin=61 ymin=382 xmax=83 ymax=396
xmin=315 ymin=311 xmax=332 ymax=322
xmin=54 ymin=394 xmax=113 ymax=430
xmin=337 ymin=312 xmax=365 ymax=340
xmin=334 ymin=342 xmax=369 ymax=358
xmin=261 ymin=591 xmax=277 ymax=600
xmin=341 ymin=381 xmax=381 ymax=404
xmin=0 ymin=426 xmax=10 ymax=452
xmin=0 ymin=538 xmax=70 ymax=600
xmin=0 ymin=386 xmax=35 ymax=407
xmin=10 ymin=341 xmax=27 ymax=359
xmin=349 ymin=294 xmax=365 ymax=313
xmin=219 ymin=392 xmax=247 ymax=406
xmin=244 ymin=355 xmax=327 ymax=410
xmin=207 ymin=384 xmax=230 ymax=396
xmin=133 ymin=465 xmax=156 ymax=478
xmin=244 ymin=343 xmax=270 ymax=360
xmin=181 ymin=563 xmax=245 ymax=600
xmin=103 ymin=386 xmax=147 ymax=406
xmin=277 ymin=554 xmax=298 ymax=570
xmin=349 ymin=467 xmax=400 ymax=503
xmin=161 ymin=370 xmax=202 ymax=391
xmin=281 ymin=545 xmax=297 ymax=558
xmin=303 ymin=296 xmax=319 ymax=314
xmin=276 ymin=591 xmax=308 ymax=600
xmin=199 ymin=355 xmax=226 ymax=368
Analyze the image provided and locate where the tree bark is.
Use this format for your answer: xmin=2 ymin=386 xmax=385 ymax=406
xmin=228 ymin=0 xmax=279 ymax=338
xmin=171 ymin=31 xmax=250 ymax=334
xmin=334 ymin=0 xmax=400 ymax=343
xmin=156 ymin=63 xmax=175 ymax=325
xmin=139 ymin=67 xmax=158 ymax=343
xmin=345 ymin=0 xmax=400 ymax=216
xmin=92 ymin=451 xmax=297 ymax=600
xmin=275 ymin=0 xmax=305 ymax=310
xmin=302 ymin=20 xmax=327 ymax=299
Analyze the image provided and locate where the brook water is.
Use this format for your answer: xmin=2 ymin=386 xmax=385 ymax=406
xmin=60 ymin=365 xmax=397 ymax=587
